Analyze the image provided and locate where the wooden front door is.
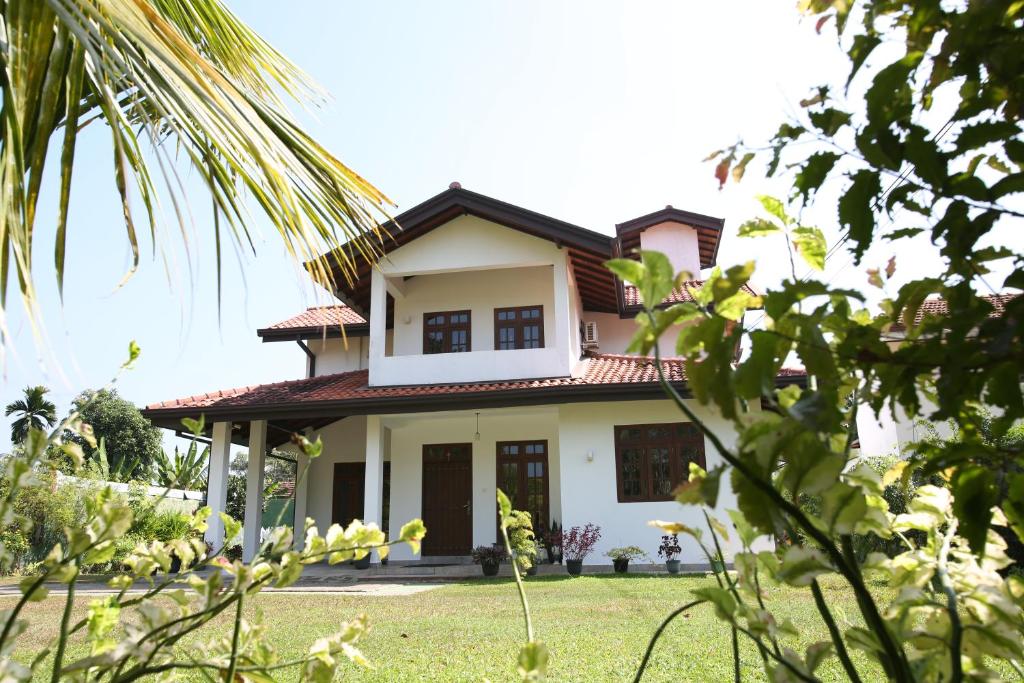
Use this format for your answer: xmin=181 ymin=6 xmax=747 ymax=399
xmin=496 ymin=441 xmax=550 ymax=535
xmin=421 ymin=444 xmax=473 ymax=556
xmin=332 ymin=463 xmax=365 ymax=527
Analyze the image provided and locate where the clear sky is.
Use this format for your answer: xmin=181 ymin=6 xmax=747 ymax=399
xmin=2 ymin=1 xmax=1019 ymax=452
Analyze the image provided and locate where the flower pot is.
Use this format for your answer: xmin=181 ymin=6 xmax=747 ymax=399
xmin=710 ymin=559 xmax=726 ymax=574
xmin=353 ymin=554 xmax=371 ymax=570
xmin=525 ymin=564 xmax=538 ymax=576
xmin=169 ymin=555 xmax=182 ymax=574
xmin=665 ymin=560 xmax=680 ymax=574
xmin=613 ymin=558 xmax=629 ymax=574
xmin=566 ymin=559 xmax=583 ymax=576
xmin=481 ymin=561 xmax=500 ymax=577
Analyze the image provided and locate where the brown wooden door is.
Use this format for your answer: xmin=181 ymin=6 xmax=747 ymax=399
xmin=333 ymin=463 xmax=365 ymax=527
xmin=496 ymin=441 xmax=550 ymax=536
xmin=421 ymin=444 xmax=473 ymax=556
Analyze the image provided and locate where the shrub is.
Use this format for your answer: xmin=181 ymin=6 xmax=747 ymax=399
xmin=555 ymin=524 xmax=601 ymax=562
xmin=657 ymin=534 xmax=681 ymax=561
xmin=471 ymin=544 xmax=506 ymax=565
xmin=507 ymin=510 xmax=537 ymax=569
xmin=606 ymin=545 xmax=648 ymax=562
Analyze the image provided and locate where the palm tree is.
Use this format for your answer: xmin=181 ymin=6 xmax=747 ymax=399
xmin=1 ymin=0 xmax=391 ymax=343
xmin=4 ymin=386 xmax=57 ymax=444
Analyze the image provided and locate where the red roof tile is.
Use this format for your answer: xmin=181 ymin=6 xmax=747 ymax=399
xmin=263 ymin=306 xmax=366 ymax=331
xmin=896 ymin=293 xmax=1018 ymax=328
xmin=622 ymin=282 xmax=760 ymax=308
xmin=144 ymin=354 xmax=806 ymax=418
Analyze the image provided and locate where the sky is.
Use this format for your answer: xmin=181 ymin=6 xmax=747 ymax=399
xmin=1 ymin=1 xmax=1020 ymax=452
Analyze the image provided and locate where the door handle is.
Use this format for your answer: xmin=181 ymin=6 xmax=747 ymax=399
xmin=463 ymin=499 xmax=472 ymax=516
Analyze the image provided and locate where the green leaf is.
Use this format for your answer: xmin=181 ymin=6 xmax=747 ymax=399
xmin=727 ymin=509 xmax=760 ymax=547
xmin=692 ymin=586 xmax=737 ymax=620
xmin=776 ymin=546 xmax=832 ymax=586
xmin=951 ymin=466 xmax=998 ymax=555
xmin=737 ymin=218 xmax=781 ymax=238
xmin=791 ymin=226 xmax=827 ymax=271
xmin=838 ymin=170 xmax=881 ymax=262
xmin=808 ymin=108 xmax=852 ymax=136
xmin=674 ymin=464 xmax=724 ymax=507
xmin=731 ymin=152 xmax=756 ymax=182
xmin=756 ymin=195 xmax=792 ymax=225
xmin=497 ymin=488 xmax=513 ymax=527
xmin=398 ymin=519 xmax=427 ymax=554
xmin=794 ymin=152 xmax=840 ymax=200
xmin=517 ymin=641 xmax=549 ymax=682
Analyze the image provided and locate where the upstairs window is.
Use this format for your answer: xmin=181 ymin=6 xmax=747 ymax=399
xmin=494 ymin=306 xmax=544 ymax=350
xmin=614 ymin=422 xmax=705 ymax=502
xmin=423 ymin=310 xmax=471 ymax=354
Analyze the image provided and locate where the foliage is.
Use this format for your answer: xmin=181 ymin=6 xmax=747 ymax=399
xmin=554 ymin=524 xmax=602 ymax=562
xmin=152 ymin=440 xmax=208 ymax=490
xmin=471 ymin=545 xmax=507 ymax=565
xmin=0 ymin=348 xmax=427 ymax=682
xmin=540 ymin=519 xmax=563 ymax=564
xmin=507 ymin=510 xmax=538 ymax=570
xmin=657 ymin=535 xmax=682 ymax=562
xmin=606 ymin=546 xmax=649 ymax=562
xmin=4 ymin=387 xmax=57 ymax=445
xmin=67 ymin=389 xmax=162 ymax=482
xmin=0 ymin=0 xmax=392 ymax=342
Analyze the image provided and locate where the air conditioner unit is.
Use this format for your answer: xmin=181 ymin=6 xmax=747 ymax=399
xmin=582 ymin=321 xmax=599 ymax=348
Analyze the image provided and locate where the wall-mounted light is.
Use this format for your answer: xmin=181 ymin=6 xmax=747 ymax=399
xmin=474 ymin=412 xmax=481 ymax=441
xmin=585 ymin=450 xmax=594 ymax=462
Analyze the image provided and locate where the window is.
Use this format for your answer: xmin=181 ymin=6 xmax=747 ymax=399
xmin=614 ymin=422 xmax=705 ymax=502
xmin=496 ymin=441 xmax=549 ymax=535
xmin=494 ymin=306 xmax=544 ymax=350
xmin=423 ymin=310 xmax=471 ymax=354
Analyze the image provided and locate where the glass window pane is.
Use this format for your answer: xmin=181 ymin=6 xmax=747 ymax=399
xmin=650 ymin=447 xmax=672 ymax=496
xmin=425 ymin=331 xmax=444 ymax=354
xmin=621 ymin=448 xmax=642 ymax=497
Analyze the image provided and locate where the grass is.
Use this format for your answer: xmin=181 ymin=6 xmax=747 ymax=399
xmin=4 ymin=573 xmax=888 ymax=682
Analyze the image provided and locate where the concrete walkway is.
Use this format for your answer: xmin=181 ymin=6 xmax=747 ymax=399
xmin=0 ymin=579 xmax=442 ymax=597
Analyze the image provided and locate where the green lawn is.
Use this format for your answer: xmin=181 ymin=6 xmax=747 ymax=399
xmin=5 ymin=574 xmax=886 ymax=681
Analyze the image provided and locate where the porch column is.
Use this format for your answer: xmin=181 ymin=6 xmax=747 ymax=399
xmin=363 ymin=416 xmax=385 ymax=543
xmin=242 ymin=420 xmax=267 ymax=562
xmin=205 ymin=421 xmax=233 ymax=548
xmin=367 ymin=269 xmax=387 ymax=386
xmin=293 ymin=450 xmax=310 ymax=550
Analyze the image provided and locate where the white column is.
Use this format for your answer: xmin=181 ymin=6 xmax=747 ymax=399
xmin=363 ymin=416 xmax=385 ymax=550
xmin=293 ymin=450 xmax=310 ymax=550
xmin=205 ymin=421 xmax=233 ymax=548
xmin=552 ymin=253 xmax=574 ymax=370
xmin=367 ymin=269 xmax=387 ymax=386
xmin=242 ymin=420 xmax=267 ymax=562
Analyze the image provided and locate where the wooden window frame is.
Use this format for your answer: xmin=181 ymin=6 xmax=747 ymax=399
xmin=613 ymin=422 xmax=706 ymax=503
xmin=493 ymin=305 xmax=545 ymax=350
xmin=422 ymin=310 xmax=472 ymax=354
xmin=495 ymin=440 xmax=550 ymax=537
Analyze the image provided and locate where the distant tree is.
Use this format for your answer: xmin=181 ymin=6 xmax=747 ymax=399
xmin=152 ymin=440 xmax=209 ymax=490
xmin=69 ymin=389 xmax=161 ymax=481
xmin=4 ymin=386 xmax=57 ymax=445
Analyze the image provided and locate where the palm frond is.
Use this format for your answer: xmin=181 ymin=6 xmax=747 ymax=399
xmin=0 ymin=0 xmax=392 ymax=346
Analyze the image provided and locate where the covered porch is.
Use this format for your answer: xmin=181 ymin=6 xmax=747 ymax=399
xmin=199 ymin=407 xmax=562 ymax=564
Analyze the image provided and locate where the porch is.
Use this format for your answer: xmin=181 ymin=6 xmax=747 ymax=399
xmin=206 ymin=407 xmax=563 ymax=564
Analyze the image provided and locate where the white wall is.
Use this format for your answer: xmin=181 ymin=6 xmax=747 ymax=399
xmin=557 ymin=399 xmax=752 ymax=565
xmin=298 ymin=416 xmax=370 ymax=531
xmin=639 ymin=221 xmax=702 ymax=276
xmin=583 ymin=311 xmax=682 ymax=358
xmin=384 ymin=407 xmax=561 ymax=561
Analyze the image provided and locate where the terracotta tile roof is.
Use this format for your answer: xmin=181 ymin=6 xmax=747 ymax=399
xmin=622 ymin=282 xmax=760 ymax=308
xmin=262 ymin=306 xmax=366 ymax=331
xmin=896 ymin=292 xmax=1019 ymax=328
xmin=144 ymin=354 xmax=807 ymax=418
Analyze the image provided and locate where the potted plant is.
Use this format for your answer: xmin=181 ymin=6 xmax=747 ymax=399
xmin=507 ymin=510 xmax=538 ymax=576
xmin=606 ymin=546 xmax=649 ymax=573
xmin=472 ymin=544 xmax=506 ymax=576
xmin=558 ymin=523 xmax=601 ymax=576
xmin=353 ymin=552 xmax=371 ymax=570
xmin=542 ymin=520 xmax=563 ymax=564
xmin=658 ymin=534 xmax=682 ymax=574
xmin=710 ymin=551 xmax=726 ymax=574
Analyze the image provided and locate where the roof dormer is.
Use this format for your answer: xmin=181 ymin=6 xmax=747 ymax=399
xmin=615 ymin=205 xmax=724 ymax=276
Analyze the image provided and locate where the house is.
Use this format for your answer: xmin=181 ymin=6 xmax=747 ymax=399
xmin=856 ymin=292 xmax=1020 ymax=458
xmin=142 ymin=184 xmax=804 ymax=566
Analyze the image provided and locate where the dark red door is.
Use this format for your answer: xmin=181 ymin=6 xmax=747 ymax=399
xmin=332 ymin=463 xmax=365 ymax=526
xmin=421 ymin=444 xmax=473 ymax=556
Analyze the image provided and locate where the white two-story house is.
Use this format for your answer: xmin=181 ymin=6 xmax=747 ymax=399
xmin=143 ymin=185 xmax=805 ymax=565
